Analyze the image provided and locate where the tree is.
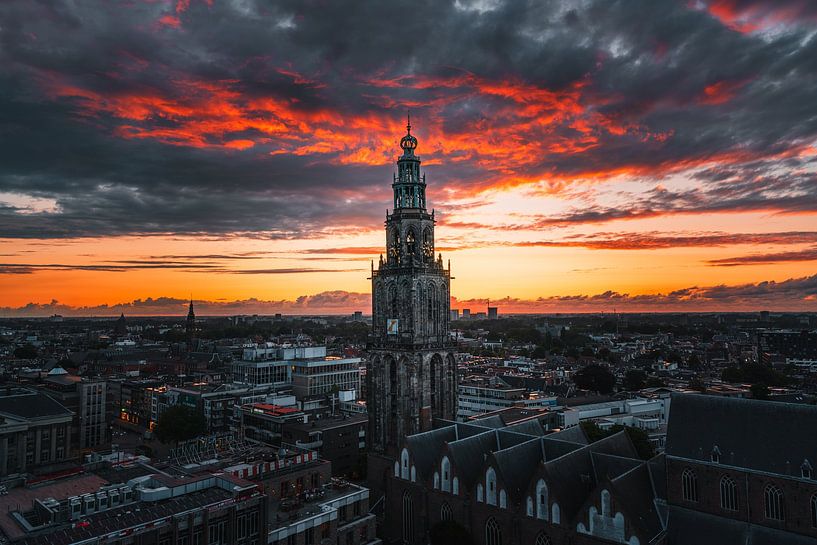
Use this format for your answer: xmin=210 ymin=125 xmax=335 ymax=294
xmin=721 ymin=367 xmax=742 ymax=383
xmin=430 ymin=521 xmax=474 ymax=545
xmin=688 ymin=378 xmax=707 ymax=392
xmin=623 ymin=369 xmax=647 ymax=391
xmin=530 ymin=345 xmax=549 ymax=359
xmin=686 ymin=354 xmax=702 ymax=369
xmin=581 ymin=421 xmax=656 ymax=461
xmin=645 ymin=376 xmax=666 ymax=388
xmin=750 ymin=383 xmax=770 ymax=400
xmin=13 ymin=344 xmax=38 ymax=359
xmin=573 ymin=364 xmax=616 ymax=394
xmin=155 ymin=405 xmax=207 ymax=444
xmin=615 ymin=425 xmax=656 ymax=460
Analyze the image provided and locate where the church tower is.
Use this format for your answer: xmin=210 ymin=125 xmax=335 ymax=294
xmin=367 ymin=117 xmax=457 ymax=457
xmin=185 ymin=299 xmax=196 ymax=347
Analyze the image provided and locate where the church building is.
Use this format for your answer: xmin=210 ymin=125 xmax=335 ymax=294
xmin=367 ymin=118 xmax=458 ymax=491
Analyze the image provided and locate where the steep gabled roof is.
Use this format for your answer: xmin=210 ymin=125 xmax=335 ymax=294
xmin=666 ymin=393 xmax=817 ymax=475
xmin=405 ymin=425 xmax=459 ymax=480
xmin=667 ymin=505 xmax=817 ymax=545
xmin=447 ymin=431 xmax=498 ymax=488
xmin=492 ymin=438 xmax=545 ymax=501
xmin=609 ymin=463 xmax=663 ymax=538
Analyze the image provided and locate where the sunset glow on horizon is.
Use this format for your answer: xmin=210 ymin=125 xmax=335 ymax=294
xmin=1 ymin=0 xmax=816 ymax=316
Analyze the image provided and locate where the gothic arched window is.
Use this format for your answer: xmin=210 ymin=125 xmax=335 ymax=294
xmin=441 ymin=456 xmax=451 ymax=493
xmin=601 ymin=489 xmax=611 ymax=517
xmin=682 ymin=468 xmax=698 ymax=502
xmin=486 ymin=467 xmax=497 ymax=505
xmin=536 ymin=479 xmax=548 ymax=520
xmin=485 ymin=517 xmax=502 ymax=545
xmin=400 ymin=448 xmax=410 ymax=480
xmin=402 ymin=490 xmax=414 ymax=543
xmin=440 ymin=502 xmax=452 ymax=522
xmin=764 ymin=484 xmax=784 ymax=521
xmin=388 ymin=284 xmax=398 ymax=320
xmin=810 ymin=493 xmax=817 ymax=528
xmin=405 ymin=228 xmax=416 ymax=256
xmin=535 ymin=533 xmax=552 ymax=545
xmin=720 ymin=476 xmax=737 ymax=511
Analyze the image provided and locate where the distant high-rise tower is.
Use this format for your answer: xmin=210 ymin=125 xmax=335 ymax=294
xmin=367 ymin=117 xmax=457 ymax=460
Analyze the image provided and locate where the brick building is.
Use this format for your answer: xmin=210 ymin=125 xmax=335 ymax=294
xmin=665 ymin=394 xmax=817 ymax=544
xmin=386 ymin=415 xmax=665 ymax=545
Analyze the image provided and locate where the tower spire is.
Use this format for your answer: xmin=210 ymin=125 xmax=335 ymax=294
xmin=407 ymin=111 xmax=411 ymax=134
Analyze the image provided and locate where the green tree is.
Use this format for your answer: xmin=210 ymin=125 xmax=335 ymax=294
xmin=750 ymin=383 xmax=770 ymax=400
xmin=686 ymin=354 xmax=702 ymax=369
xmin=430 ymin=521 xmax=474 ymax=545
xmin=573 ymin=364 xmax=616 ymax=394
xmin=645 ymin=376 xmax=667 ymax=388
xmin=623 ymin=369 xmax=647 ymax=391
xmin=721 ymin=367 xmax=742 ymax=383
xmin=581 ymin=421 xmax=656 ymax=461
xmin=688 ymin=378 xmax=707 ymax=392
xmin=155 ymin=405 xmax=207 ymax=444
xmin=13 ymin=344 xmax=38 ymax=359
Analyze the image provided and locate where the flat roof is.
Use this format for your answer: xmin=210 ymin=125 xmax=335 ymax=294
xmin=0 ymin=474 xmax=109 ymax=540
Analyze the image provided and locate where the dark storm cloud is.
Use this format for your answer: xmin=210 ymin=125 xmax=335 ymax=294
xmin=1 ymin=0 xmax=816 ymax=238
xmin=0 ymin=261 xmax=358 ymax=275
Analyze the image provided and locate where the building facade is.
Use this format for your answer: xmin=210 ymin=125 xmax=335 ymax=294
xmin=291 ymin=356 xmax=362 ymax=399
xmin=367 ymin=119 xmax=457 ymax=468
xmin=665 ymin=394 xmax=817 ymax=544
xmin=0 ymin=387 xmax=74 ymax=476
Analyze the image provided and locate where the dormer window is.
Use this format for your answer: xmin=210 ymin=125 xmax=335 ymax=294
xmin=802 ymin=460 xmax=813 ymax=480
xmin=711 ymin=446 xmax=721 ymax=464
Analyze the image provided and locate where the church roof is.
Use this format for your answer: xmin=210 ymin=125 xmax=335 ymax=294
xmin=666 ymin=505 xmax=817 ymax=545
xmin=492 ymin=438 xmax=545 ymax=501
xmin=666 ymin=393 xmax=817 ymax=475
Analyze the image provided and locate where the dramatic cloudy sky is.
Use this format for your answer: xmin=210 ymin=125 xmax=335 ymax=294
xmin=1 ymin=0 xmax=816 ymax=315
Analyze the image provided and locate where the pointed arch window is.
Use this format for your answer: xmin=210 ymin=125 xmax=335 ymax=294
xmin=535 ymin=479 xmax=549 ymax=520
xmin=441 ymin=456 xmax=451 ymax=492
xmin=499 ymin=489 xmax=507 ymax=509
xmin=402 ymin=490 xmax=414 ymax=543
xmin=486 ymin=467 xmax=497 ymax=505
xmin=682 ymin=468 xmax=698 ymax=502
xmin=440 ymin=502 xmax=452 ymax=522
xmin=810 ymin=493 xmax=817 ymax=528
xmin=476 ymin=483 xmax=483 ymax=503
xmin=711 ymin=445 xmax=721 ymax=464
xmin=485 ymin=517 xmax=502 ymax=545
xmin=764 ymin=484 xmax=784 ymax=521
xmin=535 ymin=533 xmax=552 ymax=545
xmin=601 ymin=489 xmax=612 ymax=517
xmin=720 ymin=475 xmax=737 ymax=511
xmin=400 ymin=448 xmax=410 ymax=480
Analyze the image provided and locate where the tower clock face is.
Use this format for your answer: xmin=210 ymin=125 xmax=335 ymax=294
xmin=422 ymin=241 xmax=433 ymax=259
